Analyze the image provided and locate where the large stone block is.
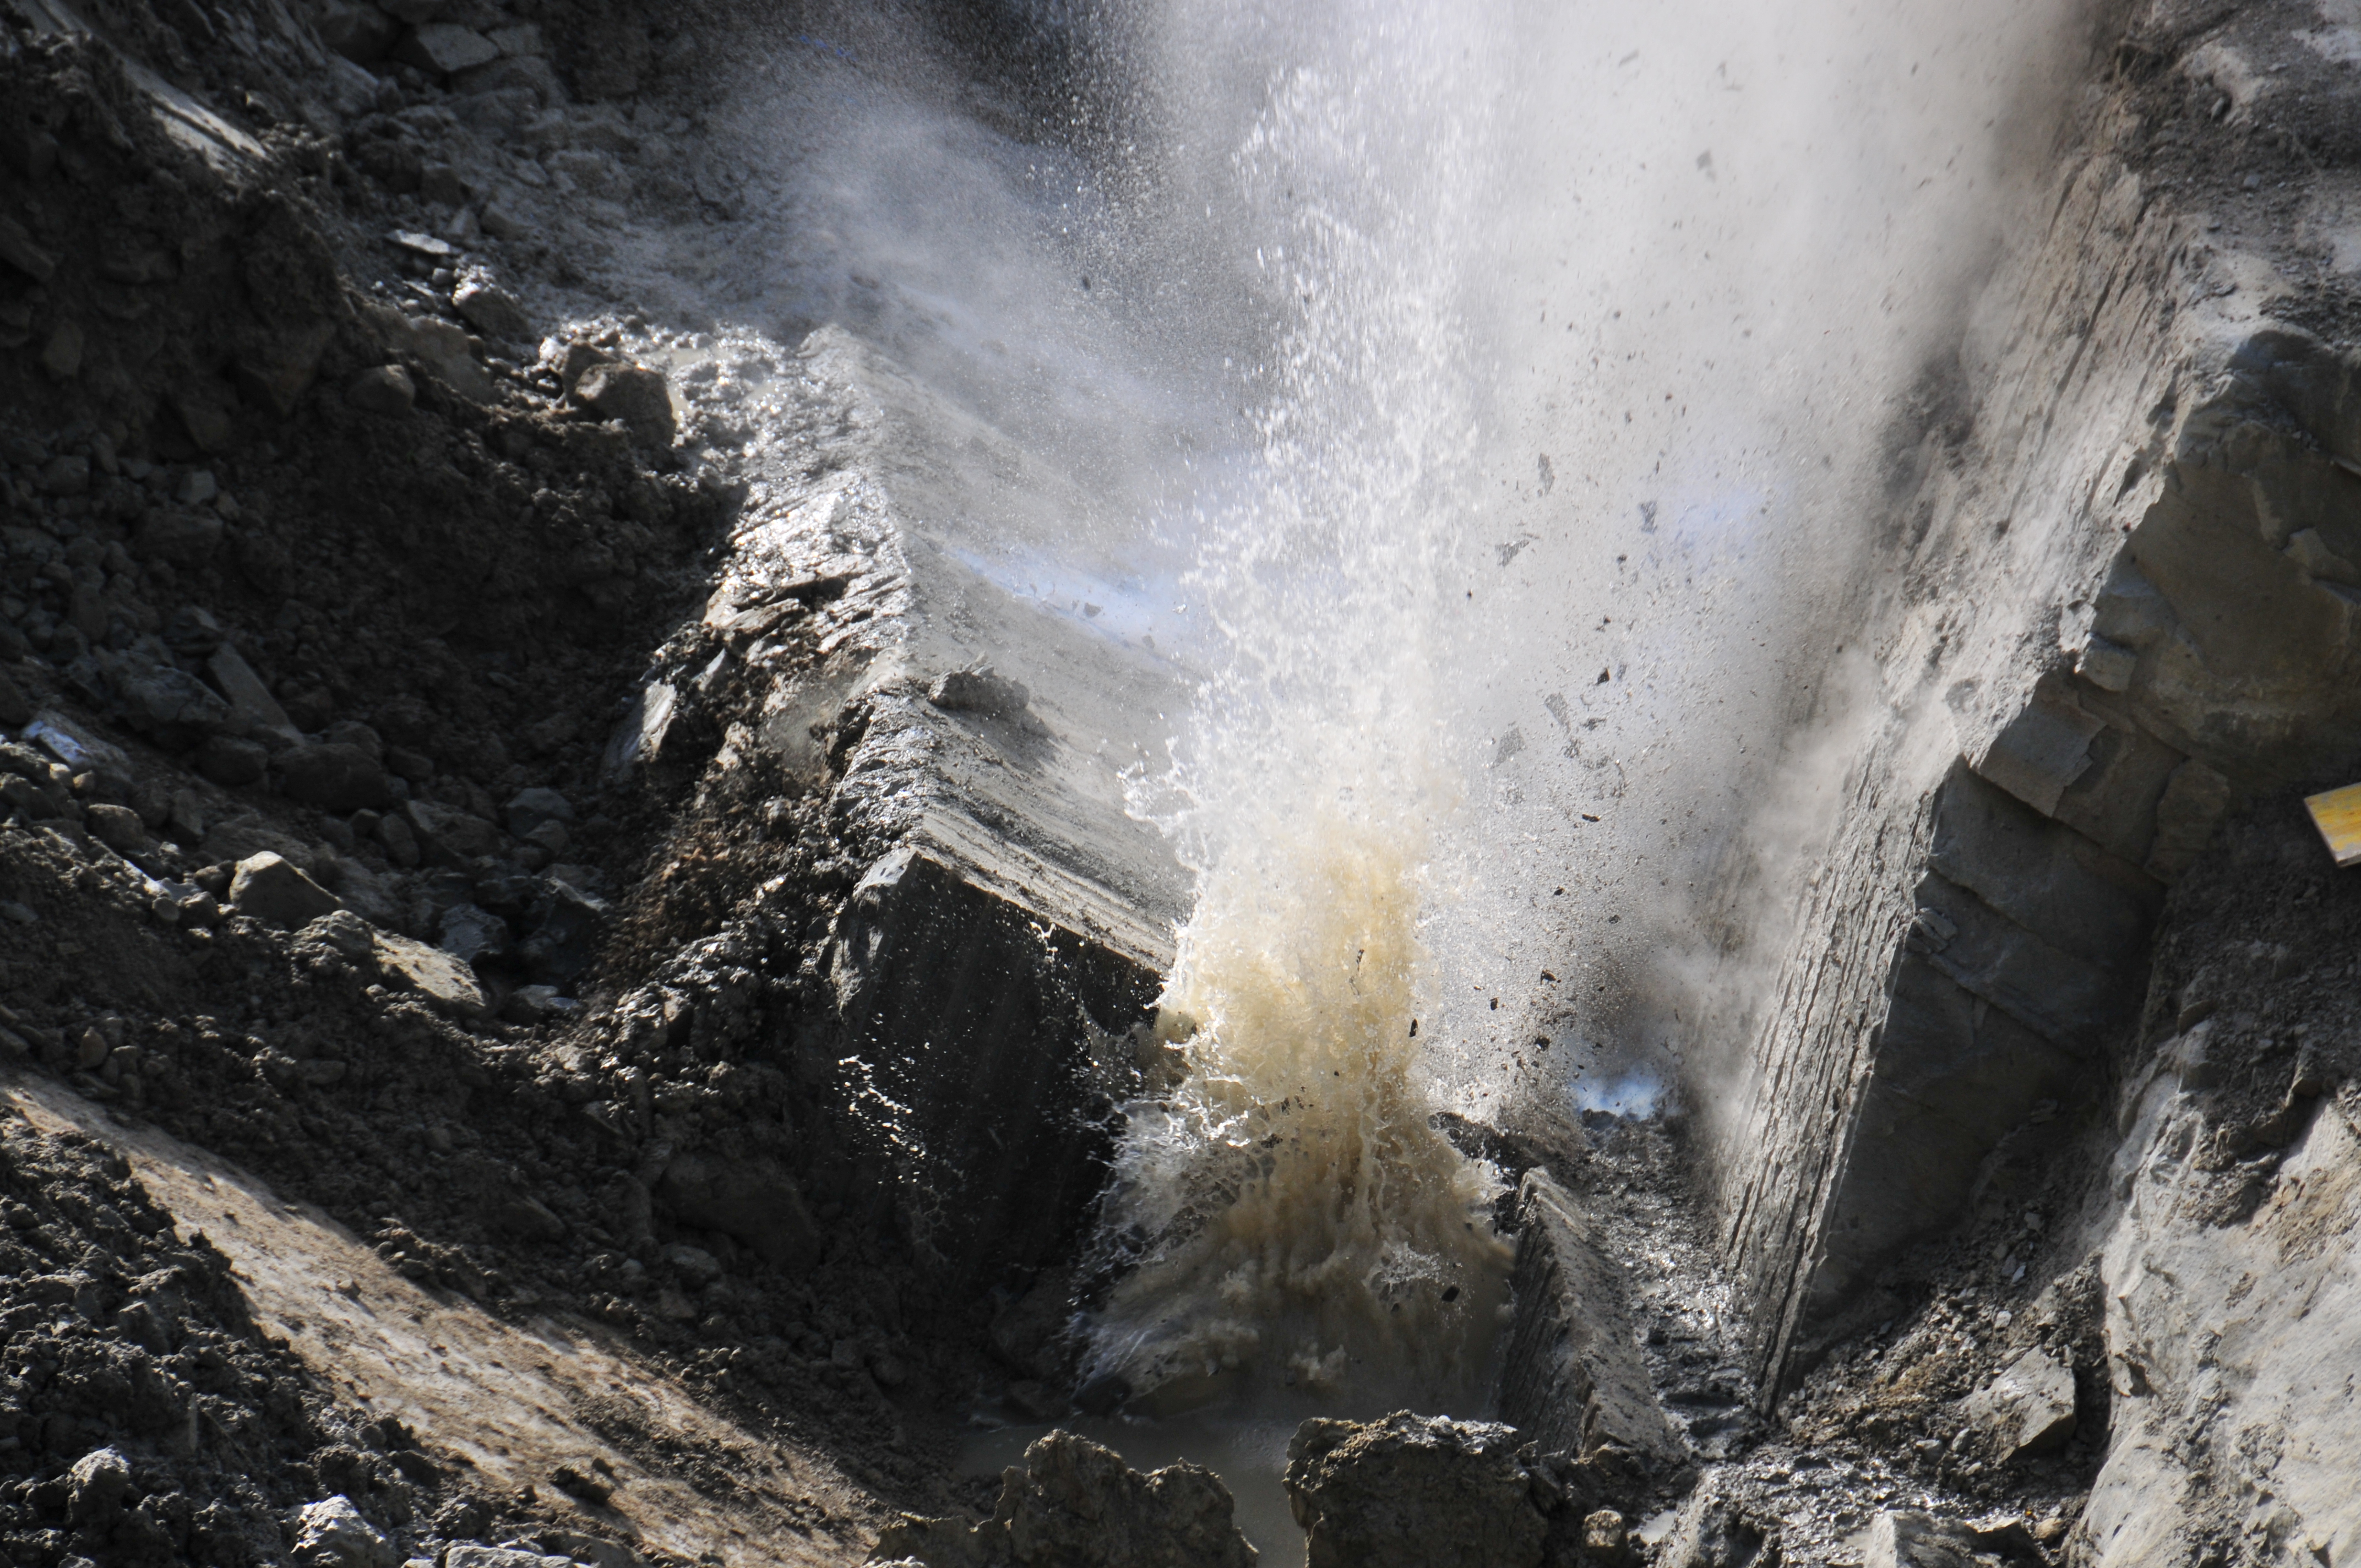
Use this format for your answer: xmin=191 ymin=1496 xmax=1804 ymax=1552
xmin=1799 ymin=955 xmax=2084 ymax=1328
xmin=1928 ymin=764 xmax=2162 ymax=973
xmin=1496 ymin=1169 xmax=1685 ymax=1468
xmin=825 ymin=827 xmax=1164 ymax=1288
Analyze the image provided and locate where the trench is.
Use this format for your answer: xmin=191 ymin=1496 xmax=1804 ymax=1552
xmin=4 ymin=0 xmax=2361 ymax=1566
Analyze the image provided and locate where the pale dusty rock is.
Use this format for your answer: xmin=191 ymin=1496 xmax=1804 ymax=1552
xmin=291 ymin=1494 xmax=395 ymax=1568
xmin=1285 ymin=1413 xmax=1546 ymax=1568
xmin=371 ymin=928 xmax=492 ymax=1020
xmin=1961 ymin=1348 xmax=2076 ymax=1460
xmin=228 ymin=852 xmax=341 ymax=929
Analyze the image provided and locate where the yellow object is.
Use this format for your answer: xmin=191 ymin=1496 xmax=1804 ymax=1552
xmin=2304 ymin=783 xmax=2361 ymax=868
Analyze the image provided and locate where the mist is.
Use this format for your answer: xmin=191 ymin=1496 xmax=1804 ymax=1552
xmin=681 ymin=0 xmax=2095 ymax=1412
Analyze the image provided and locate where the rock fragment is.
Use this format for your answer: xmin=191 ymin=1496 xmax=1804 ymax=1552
xmin=229 ymin=851 xmax=341 ymax=928
xmin=1961 ymin=1347 xmax=2076 ymax=1460
xmin=395 ymin=23 xmax=501 ymax=75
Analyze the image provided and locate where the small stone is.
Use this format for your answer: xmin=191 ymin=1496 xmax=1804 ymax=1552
xmin=498 ymin=983 xmax=567 ymax=1023
xmin=39 ymin=319 xmax=81 ymax=379
xmin=115 ymin=660 xmax=231 ymax=743
xmin=453 ymin=278 xmax=530 ymax=342
xmin=133 ymin=508 xmax=226 ymax=567
xmin=396 ymin=315 xmax=493 ymax=402
xmin=662 ymin=1243 xmax=721 ymax=1286
xmin=573 ymin=362 xmax=676 ymax=447
xmin=198 ymin=734 xmax=271 ymax=787
xmin=174 ymin=469 xmax=219 ymax=506
xmin=207 ymin=646 xmax=297 ymax=737
xmin=347 ymin=365 xmax=416 ymax=417
xmin=73 ymin=1025 xmax=109 ymax=1070
xmin=291 ymin=1494 xmax=395 ymax=1568
xmin=164 ymin=605 xmax=226 ymax=656
xmin=84 ymin=803 xmax=149 ymax=856
xmin=376 ymin=810 xmax=422 ymax=868
xmin=387 ymin=229 xmax=459 ymax=262
xmin=929 ymin=665 xmax=1031 ymax=716
xmin=395 ymin=22 xmax=500 ymax=75
xmin=372 ymin=929 xmax=491 ymax=1020
xmin=1962 ymin=1347 xmax=2077 ymax=1461
xmin=38 ymin=454 xmax=89 ymax=497
xmin=228 ymin=851 xmax=342 ymax=929
xmin=504 ymin=785 xmax=574 ymax=839
xmin=0 ymin=216 xmax=57 ymax=283
xmin=437 ymin=901 xmax=510 ymax=964
xmin=279 ymin=743 xmax=391 ymax=813
xmin=317 ymin=0 xmax=400 ymax=62
xmin=0 ymin=667 xmax=31 ymax=729
xmin=298 ymin=909 xmax=378 ymax=962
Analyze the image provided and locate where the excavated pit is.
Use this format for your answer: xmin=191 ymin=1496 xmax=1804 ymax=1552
xmin=3 ymin=0 xmax=2361 ymax=1566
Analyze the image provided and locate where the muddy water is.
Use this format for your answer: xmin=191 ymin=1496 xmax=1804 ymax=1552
xmin=1081 ymin=812 xmax=1514 ymax=1413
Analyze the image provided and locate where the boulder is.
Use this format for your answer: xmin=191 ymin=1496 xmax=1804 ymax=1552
xmin=574 ymin=362 xmax=676 ymax=447
xmin=228 ymin=852 xmax=341 ymax=928
xmin=657 ymin=1151 xmax=820 ymax=1267
xmin=875 ymin=1430 xmax=1254 ymax=1568
xmin=291 ymin=1494 xmax=395 ymax=1568
xmin=1285 ymin=1413 xmax=1547 ymax=1568
xmin=372 ymin=929 xmax=491 ymax=1020
xmin=278 ymin=743 xmax=390 ymax=813
xmin=1961 ymin=1348 xmax=2076 ymax=1461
